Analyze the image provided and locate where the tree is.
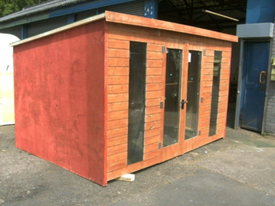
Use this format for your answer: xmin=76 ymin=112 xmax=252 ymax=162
xmin=0 ymin=0 xmax=47 ymax=17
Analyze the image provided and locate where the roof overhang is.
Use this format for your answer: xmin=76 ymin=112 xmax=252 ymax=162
xmin=10 ymin=11 xmax=238 ymax=47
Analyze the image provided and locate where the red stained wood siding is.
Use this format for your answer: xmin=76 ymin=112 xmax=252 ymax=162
xmin=14 ymin=20 xmax=107 ymax=186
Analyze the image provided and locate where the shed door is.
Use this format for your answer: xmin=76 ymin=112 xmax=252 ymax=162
xmin=241 ymin=42 xmax=269 ymax=132
xmin=161 ymin=48 xmax=184 ymax=161
xmin=185 ymin=50 xmax=201 ymax=139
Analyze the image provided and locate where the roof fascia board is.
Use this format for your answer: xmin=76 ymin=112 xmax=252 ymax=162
xmin=10 ymin=13 xmax=106 ymax=47
xmin=0 ymin=13 xmax=49 ymax=29
xmin=49 ymin=0 xmax=135 ymax=18
xmin=105 ymin=11 xmax=238 ymax=42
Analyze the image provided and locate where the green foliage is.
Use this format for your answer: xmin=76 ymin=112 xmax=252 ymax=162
xmin=0 ymin=0 xmax=47 ymax=17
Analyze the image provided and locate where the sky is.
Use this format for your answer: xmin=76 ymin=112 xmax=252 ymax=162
xmin=0 ymin=33 xmax=19 ymax=73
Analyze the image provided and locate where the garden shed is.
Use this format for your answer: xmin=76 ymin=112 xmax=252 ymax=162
xmin=11 ymin=11 xmax=238 ymax=186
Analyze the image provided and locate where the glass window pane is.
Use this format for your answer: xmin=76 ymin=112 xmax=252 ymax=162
xmin=209 ymin=51 xmax=222 ymax=136
xmin=127 ymin=42 xmax=146 ymax=165
xmin=185 ymin=51 xmax=201 ymax=140
xmin=163 ymin=49 xmax=182 ymax=147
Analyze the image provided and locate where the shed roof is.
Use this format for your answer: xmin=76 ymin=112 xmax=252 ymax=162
xmin=10 ymin=11 xmax=238 ymax=47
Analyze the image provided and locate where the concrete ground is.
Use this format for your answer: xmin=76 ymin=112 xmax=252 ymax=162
xmin=1 ymin=121 xmax=275 ymax=205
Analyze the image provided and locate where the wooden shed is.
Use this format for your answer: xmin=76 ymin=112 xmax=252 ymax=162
xmin=11 ymin=11 xmax=238 ymax=186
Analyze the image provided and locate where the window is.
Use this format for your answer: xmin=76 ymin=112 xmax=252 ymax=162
xmin=127 ymin=42 xmax=147 ymax=165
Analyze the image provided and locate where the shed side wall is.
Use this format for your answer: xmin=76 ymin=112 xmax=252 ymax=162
xmin=14 ymin=20 xmax=106 ymax=185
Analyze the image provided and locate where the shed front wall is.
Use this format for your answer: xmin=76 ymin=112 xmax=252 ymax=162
xmin=14 ymin=20 xmax=107 ymax=185
xmin=106 ymin=22 xmax=232 ymax=181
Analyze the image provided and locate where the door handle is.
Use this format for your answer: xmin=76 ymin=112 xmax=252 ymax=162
xmin=259 ymin=71 xmax=266 ymax=84
xmin=180 ymin=99 xmax=188 ymax=109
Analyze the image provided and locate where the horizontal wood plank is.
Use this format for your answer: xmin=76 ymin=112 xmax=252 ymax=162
xmin=145 ymin=121 xmax=161 ymax=130
xmin=146 ymin=106 xmax=161 ymax=115
xmin=222 ymin=58 xmax=230 ymax=63
xmin=108 ymin=94 xmax=128 ymax=103
xmin=108 ymin=49 xmax=129 ymax=58
xmin=147 ymin=60 xmax=163 ymax=68
xmin=107 ymin=152 xmax=127 ymax=164
xmin=147 ymin=44 xmax=163 ymax=52
xmin=202 ymin=75 xmax=214 ymax=81
xmin=146 ymin=76 xmax=163 ymax=83
xmin=108 ymin=135 xmax=127 ymax=147
xmin=108 ymin=85 xmax=128 ymax=94
xmin=107 ymin=143 xmax=127 ymax=157
xmin=146 ymin=83 xmax=163 ymax=91
xmin=145 ymin=128 xmax=160 ymax=138
xmin=147 ymin=52 xmax=163 ymax=60
xmin=146 ymin=91 xmax=162 ymax=99
xmin=144 ymin=143 xmax=159 ymax=153
xmin=144 ymin=150 xmax=160 ymax=160
xmin=203 ymin=80 xmax=214 ymax=87
xmin=108 ymin=58 xmax=129 ymax=67
xmin=146 ymin=98 xmax=161 ymax=106
xmin=145 ymin=113 xmax=162 ymax=122
xmin=144 ymin=135 xmax=160 ymax=146
xmin=107 ymin=118 xmax=128 ymax=130
xmin=108 ymin=102 xmax=128 ymax=112
xmin=108 ymin=67 xmax=129 ymax=76
xmin=204 ymin=56 xmax=214 ymax=63
xmin=204 ymin=63 xmax=214 ymax=69
xmin=108 ymin=39 xmax=129 ymax=49
xmin=107 ymin=128 xmax=128 ymax=139
xmin=107 ymin=160 xmax=127 ymax=172
xmin=107 ymin=169 xmax=123 ymax=181
xmin=108 ymin=110 xmax=128 ymax=121
xmin=222 ymin=52 xmax=231 ymax=58
xmin=147 ymin=68 xmax=163 ymax=76
xmin=205 ymin=50 xmax=214 ymax=56
xmin=108 ymin=76 xmax=129 ymax=85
